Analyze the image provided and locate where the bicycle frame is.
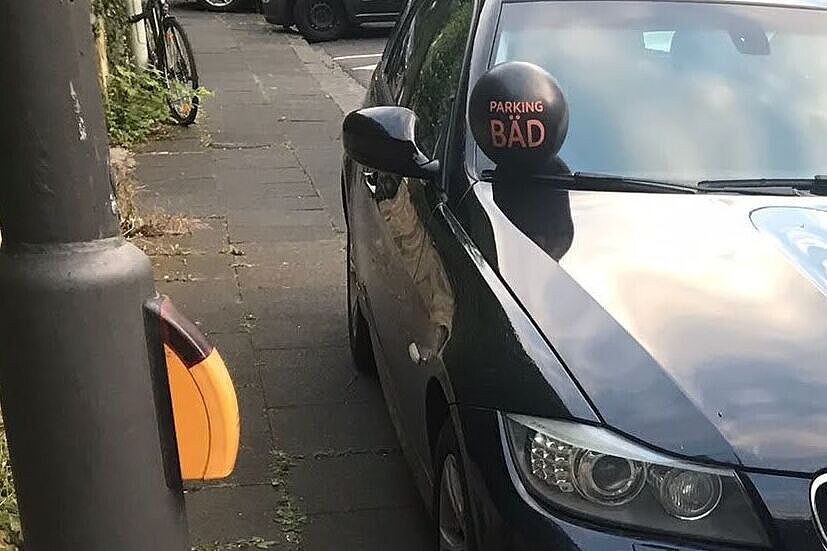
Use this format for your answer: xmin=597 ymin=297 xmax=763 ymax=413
xmin=130 ymin=0 xmax=200 ymax=125
xmin=142 ymin=0 xmax=170 ymax=67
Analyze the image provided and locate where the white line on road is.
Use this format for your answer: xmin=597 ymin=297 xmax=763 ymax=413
xmin=352 ymin=64 xmax=378 ymax=71
xmin=332 ymin=53 xmax=383 ymax=61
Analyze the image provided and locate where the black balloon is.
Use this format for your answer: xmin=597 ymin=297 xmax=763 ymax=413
xmin=469 ymin=61 xmax=569 ymax=169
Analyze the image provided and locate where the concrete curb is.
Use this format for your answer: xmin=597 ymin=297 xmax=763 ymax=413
xmin=287 ymin=36 xmax=368 ymax=115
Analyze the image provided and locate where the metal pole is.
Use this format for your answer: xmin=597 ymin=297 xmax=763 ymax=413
xmin=0 ymin=1 xmax=190 ymax=550
xmin=127 ymin=0 xmax=151 ymax=68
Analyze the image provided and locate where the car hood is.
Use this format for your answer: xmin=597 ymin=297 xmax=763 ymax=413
xmin=471 ymin=182 xmax=827 ymax=474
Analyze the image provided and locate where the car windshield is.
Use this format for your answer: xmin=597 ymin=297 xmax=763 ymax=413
xmin=485 ymin=0 xmax=827 ymax=184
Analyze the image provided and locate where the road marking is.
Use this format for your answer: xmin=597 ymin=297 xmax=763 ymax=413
xmin=332 ymin=53 xmax=383 ymax=61
xmin=352 ymin=64 xmax=378 ymax=71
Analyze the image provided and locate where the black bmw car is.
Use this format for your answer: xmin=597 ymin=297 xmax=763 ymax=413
xmin=342 ymin=0 xmax=827 ymax=548
xmin=261 ymin=0 xmax=404 ymax=41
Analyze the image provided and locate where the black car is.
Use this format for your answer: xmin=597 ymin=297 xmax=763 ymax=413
xmin=261 ymin=0 xmax=404 ymax=42
xmin=341 ymin=0 xmax=827 ymax=548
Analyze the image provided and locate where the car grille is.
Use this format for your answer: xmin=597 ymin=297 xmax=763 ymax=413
xmin=811 ymin=473 xmax=827 ymax=546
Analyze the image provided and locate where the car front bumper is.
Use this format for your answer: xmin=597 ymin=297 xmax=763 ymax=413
xmin=455 ymin=407 xmax=822 ymax=551
xmin=260 ymin=0 xmax=292 ymax=25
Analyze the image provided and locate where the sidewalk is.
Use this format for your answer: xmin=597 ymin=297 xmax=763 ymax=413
xmin=133 ymin=7 xmax=431 ymax=550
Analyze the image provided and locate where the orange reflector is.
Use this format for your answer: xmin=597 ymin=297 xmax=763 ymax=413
xmin=147 ymin=296 xmax=240 ymax=481
xmin=166 ymin=346 xmax=240 ymax=480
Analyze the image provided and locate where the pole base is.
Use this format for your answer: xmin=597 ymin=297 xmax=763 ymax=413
xmin=0 ymin=237 xmax=190 ymax=551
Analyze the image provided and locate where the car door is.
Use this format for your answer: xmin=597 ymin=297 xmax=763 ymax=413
xmin=346 ymin=5 xmax=426 ymax=472
xmin=344 ymin=0 xmax=403 ymax=18
xmin=353 ymin=0 xmax=475 ymax=483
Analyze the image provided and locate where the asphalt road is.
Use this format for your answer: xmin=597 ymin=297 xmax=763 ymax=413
xmin=318 ymin=28 xmax=391 ymax=88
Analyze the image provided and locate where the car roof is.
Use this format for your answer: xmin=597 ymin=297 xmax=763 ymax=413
xmin=501 ymin=0 xmax=827 ymax=11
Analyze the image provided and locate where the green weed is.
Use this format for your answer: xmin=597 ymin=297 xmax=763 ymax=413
xmin=105 ymin=65 xmax=171 ymax=146
xmin=0 ymin=420 xmax=21 ymax=551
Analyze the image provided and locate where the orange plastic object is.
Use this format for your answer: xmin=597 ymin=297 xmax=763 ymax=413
xmin=165 ymin=346 xmax=240 ymax=480
xmin=150 ymin=297 xmax=240 ymax=481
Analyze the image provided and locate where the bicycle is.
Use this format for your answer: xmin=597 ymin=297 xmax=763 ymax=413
xmin=130 ymin=0 xmax=200 ymax=125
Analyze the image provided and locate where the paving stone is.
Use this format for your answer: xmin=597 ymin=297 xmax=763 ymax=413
xmin=275 ymin=101 xmax=344 ymax=123
xmin=135 ymin=128 xmax=204 ymax=154
xmin=223 ymin=183 xmax=318 ymax=211
xmin=151 ymin=255 xmax=187 ymax=282
xmin=258 ymin=347 xmax=380 ymax=407
xmin=136 ymin=217 xmax=229 ymax=255
xmin=258 ymin=75 xmax=321 ymax=96
xmin=237 ymin=379 xmax=271 ymax=437
xmin=211 ymin=332 xmax=258 ymax=376
xmin=141 ymin=189 xmax=226 ymax=218
xmin=211 ymin=147 xmax=298 ymax=169
xmin=217 ymin=167 xmax=308 ymax=189
xmin=210 ymin=110 xmax=282 ymax=135
xmin=135 ymin=151 xmax=211 ymax=166
xmin=211 ymin=129 xmax=282 ymax=147
xmin=293 ymin=147 xmax=347 ymax=232
xmin=139 ymin=175 xmax=218 ymax=195
xmin=229 ymin=224 xmax=337 ymax=244
xmin=234 ymin=195 xmax=325 ymax=213
xmin=224 ymin=426 xmax=275 ymax=487
xmin=186 ymin=485 xmax=288 ymax=547
xmin=177 ymin=252 xmax=237 ymax=281
xmin=290 ymin=454 xmax=421 ymax=514
xmin=277 ymin=120 xmax=343 ymax=147
xmin=304 ymin=508 xmax=433 ymax=551
xmin=210 ymin=90 xmax=270 ymax=105
xmin=242 ymin=285 xmax=347 ymax=338
xmin=268 ymin=402 xmax=397 ymax=456
xmin=250 ymin=313 xmax=347 ymax=350
xmin=155 ymin=278 xmax=246 ymax=334
xmin=239 ymin=238 xmax=343 ymax=275
xmin=136 ymin=157 xmax=216 ymax=182
xmin=227 ymin=207 xmax=332 ymax=228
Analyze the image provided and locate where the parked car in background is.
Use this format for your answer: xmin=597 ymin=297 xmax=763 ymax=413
xmin=261 ymin=0 xmax=404 ymax=42
xmin=342 ymin=0 xmax=827 ymax=548
xmin=196 ymin=0 xmax=253 ymax=12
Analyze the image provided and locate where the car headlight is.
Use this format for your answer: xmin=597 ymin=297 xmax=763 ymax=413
xmin=505 ymin=414 xmax=770 ymax=547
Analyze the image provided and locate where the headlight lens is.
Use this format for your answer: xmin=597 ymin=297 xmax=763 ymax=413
xmin=507 ymin=414 xmax=770 ymax=547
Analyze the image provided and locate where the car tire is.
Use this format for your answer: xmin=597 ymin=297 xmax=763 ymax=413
xmin=196 ymin=0 xmax=250 ymax=12
xmin=347 ymin=230 xmax=377 ymax=375
xmin=434 ymin=422 xmax=478 ymax=551
xmin=293 ymin=0 xmax=347 ymax=42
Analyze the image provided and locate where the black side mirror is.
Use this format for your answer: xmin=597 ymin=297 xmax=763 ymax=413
xmin=343 ymin=106 xmax=440 ymax=179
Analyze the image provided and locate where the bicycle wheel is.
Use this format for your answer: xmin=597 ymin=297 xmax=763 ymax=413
xmin=144 ymin=13 xmax=159 ymax=66
xmin=161 ymin=17 xmax=200 ymax=126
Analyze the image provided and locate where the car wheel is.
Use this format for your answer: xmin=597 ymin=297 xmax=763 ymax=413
xmin=435 ymin=423 xmax=477 ymax=551
xmin=293 ymin=0 xmax=347 ymax=42
xmin=196 ymin=0 xmax=249 ymax=12
xmin=347 ymin=230 xmax=377 ymax=374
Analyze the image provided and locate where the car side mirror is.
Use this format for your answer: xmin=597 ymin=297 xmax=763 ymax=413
xmin=343 ymin=106 xmax=440 ymax=179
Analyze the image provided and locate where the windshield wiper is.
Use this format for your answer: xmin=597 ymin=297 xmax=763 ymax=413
xmin=532 ymin=172 xmax=695 ymax=194
xmin=697 ymin=177 xmax=827 ymax=196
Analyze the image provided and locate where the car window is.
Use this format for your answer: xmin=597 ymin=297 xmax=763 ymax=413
xmin=398 ymin=0 xmax=473 ymax=156
xmin=489 ymin=1 xmax=827 ymax=182
xmin=383 ymin=6 xmax=417 ymax=99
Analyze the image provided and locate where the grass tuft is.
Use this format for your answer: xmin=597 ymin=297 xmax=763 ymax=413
xmin=110 ymin=147 xmax=201 ymax=240
xmin=0 ymin=417 xmax=22 ymax=551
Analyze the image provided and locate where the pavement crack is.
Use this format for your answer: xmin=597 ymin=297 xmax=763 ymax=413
xmin=208 ymin=142 xmax=273 ymax=150
xmin=221 ymin=218 xmax=245 ymax=303
xmin=311 ymin=447 xmax=401 ymax=460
